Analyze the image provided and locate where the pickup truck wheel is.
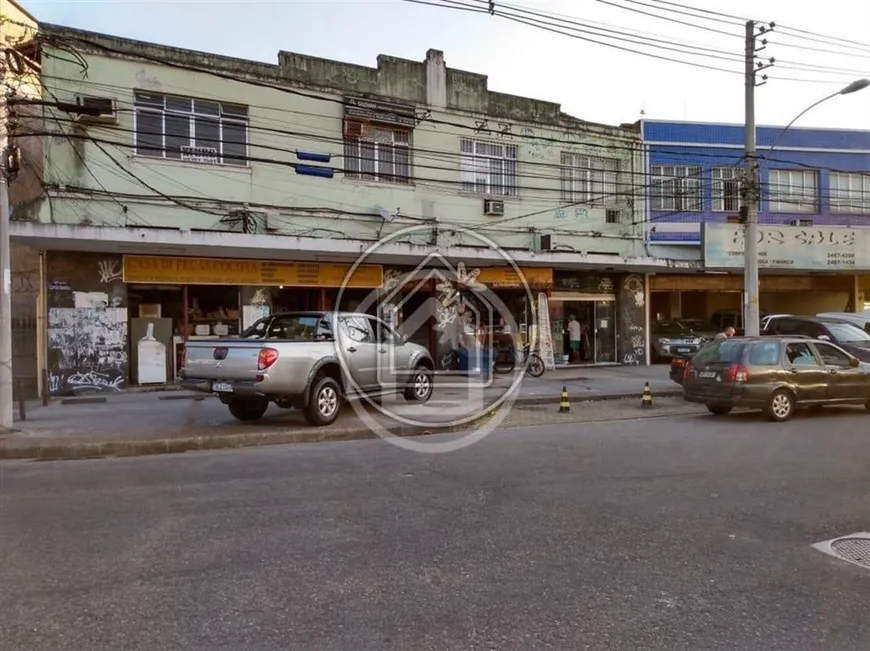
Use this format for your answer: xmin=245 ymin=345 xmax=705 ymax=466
xmin=403 ymin=366 xmax=434 ymax=403
xmin=227 ymin=397 xmax=269 ymax=422
xmin=304 ymin=376 xmax=341 ymax=426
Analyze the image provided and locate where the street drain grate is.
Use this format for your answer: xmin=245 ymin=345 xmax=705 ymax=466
xmin=831 ymin=537 xmax=870 ymax=567
xmin=812 ymin=532 xmax=870 ymax=570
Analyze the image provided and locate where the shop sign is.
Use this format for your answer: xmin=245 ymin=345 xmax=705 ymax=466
xmin=477 ymin=267 xmax=553 ymax=289
xmin=554 ymin=273 xmax=616 ymax=293
xmin=345 ymin=95 xmax=416 ymax=128
xmin=703 ymin=223 xmax=870 ymax=271
xmin=122 ymin=256 xmax=383 ymax=288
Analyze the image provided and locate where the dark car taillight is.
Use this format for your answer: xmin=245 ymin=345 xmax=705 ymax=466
xmin=727 ymin=363 xmax=749 ymax=383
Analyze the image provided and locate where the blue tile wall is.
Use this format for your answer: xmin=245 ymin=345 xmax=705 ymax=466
xmin=641 ymin=120 xmax=870 ymax=242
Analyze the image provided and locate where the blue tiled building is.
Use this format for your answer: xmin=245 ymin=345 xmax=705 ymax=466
xmin=639 ymin=120 xmax=870 ymax=253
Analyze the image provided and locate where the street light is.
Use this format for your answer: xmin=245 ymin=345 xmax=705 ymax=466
xmin=767 ymin=78 xmax=870 ymax=152
xmin=742 ymin=77 xmax=870 ymax=338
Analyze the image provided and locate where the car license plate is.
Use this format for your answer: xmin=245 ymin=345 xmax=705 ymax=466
xmin=212 ymin=381 xmax=233 ymax=393
xmin=698 ymin=371 xmax=717 ymax=379
xmin=675 ymin=347 xmax=691 ymax=353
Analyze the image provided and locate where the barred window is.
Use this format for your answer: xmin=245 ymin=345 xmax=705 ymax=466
xmin=460 ymin=138 xmax=518 ymax=196
xmin=560 ymin=153 xmax=619 ymax=204
xmin=650 ymin=165 xmax=702 ymax=211
xmin=343 ymin=123 xmax=411 ymax=184
xmin=134 ymin=92 xmax=248 ymax=166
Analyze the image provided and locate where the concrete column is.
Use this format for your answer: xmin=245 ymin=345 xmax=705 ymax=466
xmin=425 ymin=49 xmax=447 ymax=109
xmin=668 ymin=291 xmax=682 ymax=319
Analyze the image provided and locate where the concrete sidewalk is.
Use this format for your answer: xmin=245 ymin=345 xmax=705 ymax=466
xmin=0 ymin=365 xmax=683 ymax=460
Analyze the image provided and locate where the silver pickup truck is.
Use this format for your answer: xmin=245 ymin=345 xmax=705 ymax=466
xmin=179 ymin=311 xmax=435 ymax=426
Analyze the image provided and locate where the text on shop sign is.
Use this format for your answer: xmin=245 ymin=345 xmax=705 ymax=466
xmin=122 ymin=256 xmax=384 ymax=287
xmin=702 ymin=223 xmax=870 ymax=270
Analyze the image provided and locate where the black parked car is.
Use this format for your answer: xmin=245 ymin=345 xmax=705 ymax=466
xmin=762 ymin=315 xmax=870 ymax=363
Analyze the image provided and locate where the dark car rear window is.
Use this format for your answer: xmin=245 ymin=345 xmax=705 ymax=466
xmin=749 ymin=341 xmax=781 ymax=365
xmin=693 ymin=340 xmax=746 ymax=364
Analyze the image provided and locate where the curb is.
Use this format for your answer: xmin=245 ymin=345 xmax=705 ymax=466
xmin=0 ymin=423 xmax=435 ymax=461
xmin=0 ymin=389 xmax=686 ymax=461
xmin=510 ymin=388 xmax=683 ymax=406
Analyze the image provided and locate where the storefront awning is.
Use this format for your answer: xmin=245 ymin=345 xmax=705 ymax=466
xmin=11 ymin=222 xmax=683 ymax=273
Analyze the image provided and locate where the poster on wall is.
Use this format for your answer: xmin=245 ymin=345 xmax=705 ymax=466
xmin=537 ymin=293 xmax=556 ymax=371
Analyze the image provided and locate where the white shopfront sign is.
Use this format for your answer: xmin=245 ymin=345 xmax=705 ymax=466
xmin=702 ymin=223 xmax=870 ymax=271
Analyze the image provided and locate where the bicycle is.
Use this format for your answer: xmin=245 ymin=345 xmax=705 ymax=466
xmin=493 ymin=342 xmax=546 ymax=377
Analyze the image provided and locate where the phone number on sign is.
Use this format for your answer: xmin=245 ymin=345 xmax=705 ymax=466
xmin=827 ymin=252 xmax=855 ymax=265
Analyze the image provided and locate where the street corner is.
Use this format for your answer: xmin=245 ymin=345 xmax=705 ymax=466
xmin=333 ymin=224 xmax=539 ymax=454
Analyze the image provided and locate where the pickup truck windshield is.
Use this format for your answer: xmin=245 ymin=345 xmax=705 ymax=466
xmin=245 ymin=315 xmax=333 ymax=341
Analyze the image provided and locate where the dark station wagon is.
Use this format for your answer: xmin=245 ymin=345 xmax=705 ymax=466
xmin=682 ymin=336 xmax=870 ymax=421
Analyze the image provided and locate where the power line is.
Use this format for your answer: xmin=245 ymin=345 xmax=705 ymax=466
xmin=477 ymin=0 xmax=869 ymax=78
xmin=406 ymin=0 xmax=866 ymax=83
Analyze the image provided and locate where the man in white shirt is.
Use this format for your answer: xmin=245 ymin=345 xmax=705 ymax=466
xmin=567 ymin=315 xmax=582 ymax=362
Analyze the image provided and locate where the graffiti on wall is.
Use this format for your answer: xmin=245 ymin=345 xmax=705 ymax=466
xmin=46 ymin=252 xmax=129 ymax=395
xmin=618 ymin=274 xmax=646 ymax=366
xmin=554 ymin=207 xmax=590 ymax=221
xmin=47 ymin=307 xmax=128 ymax=394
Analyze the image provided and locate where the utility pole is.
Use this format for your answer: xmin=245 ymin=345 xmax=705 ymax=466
xmin=742 ymin=20 xmax=761 ymax=337
xmin=0 ymin=56 xmax=12 ymax=430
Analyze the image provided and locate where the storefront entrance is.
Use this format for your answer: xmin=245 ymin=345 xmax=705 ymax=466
xmin=548 ymin=296 xmax=617 ymax=365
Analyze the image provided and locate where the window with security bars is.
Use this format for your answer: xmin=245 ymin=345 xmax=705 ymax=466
xmin=134 ymin=92 xmax=248 ymax=165
xmin=343 ymin=123 xmax=411 ymax=184
xmin=768 ymin=169 xmax=818 ymax=213
xmin=650 ymin=165 xmax=702 ymax=211
xmin=460 ymin=138 xmax=518 ymax=196
xmin=711 ymin=167 xmax=758 ymax=212
xmin=829 ymin=172 xmax=870 ymax=214
xmin=560 ymin=153 xmax=619 ymax=204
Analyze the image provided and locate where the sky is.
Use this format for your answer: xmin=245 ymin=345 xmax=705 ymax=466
xmin=18 ymin=0 xmax=870 ymax=130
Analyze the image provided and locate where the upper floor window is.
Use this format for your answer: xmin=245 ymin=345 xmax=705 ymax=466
xmin=650 ymin=165 xmax=702 ymax=211
xmin=343 ymin=121 xmax=411 ymax=184
xmin=560 ymin=153 xmax=619 ymax=205
xmin=460 ymin=138 xmax=518 ymax=197
xmin=134 ymin=92 xmax=248 ymax=166
xmin=711 ymin=167 xmax=747 ymax=212
xmin=830 ymin=172 xmax=870 ymax=214
xmin=768 ymin=169 xmax=818 ymax=213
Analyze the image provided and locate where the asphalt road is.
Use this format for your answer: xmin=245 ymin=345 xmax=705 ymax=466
xmin=2 ymin=407 xmax=869 ymax=651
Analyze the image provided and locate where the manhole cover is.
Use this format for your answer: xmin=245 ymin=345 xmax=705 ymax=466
xmin=813 ymin=532 xmax=870 ymax=570
xmin=830 ymin=537 xmax=870 ymax=568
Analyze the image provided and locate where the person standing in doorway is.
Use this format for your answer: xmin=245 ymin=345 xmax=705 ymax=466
xmin=567 ymin=314 xmax=582 ymax=362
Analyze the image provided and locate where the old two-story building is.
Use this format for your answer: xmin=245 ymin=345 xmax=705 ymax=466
xmin=8 ymin=23 xmax=664 ymax=397
xmin=2 ymin=0 xmax=43 ymax=400
xmin=640 ymin=120 xmax=870 ymax=326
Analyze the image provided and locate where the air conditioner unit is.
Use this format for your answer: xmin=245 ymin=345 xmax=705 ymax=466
xmin=483 ymin=199 xmax=505 ymax=216
xmin=343 ymin=119 xmax=369 ymax=139
xmin=789 ymin=218 xmax=814 ymax=227
xmin=74 ymin=95 xmax=118 ymax=124
xmin=539 ymin=233 xmax=554 ymax=252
